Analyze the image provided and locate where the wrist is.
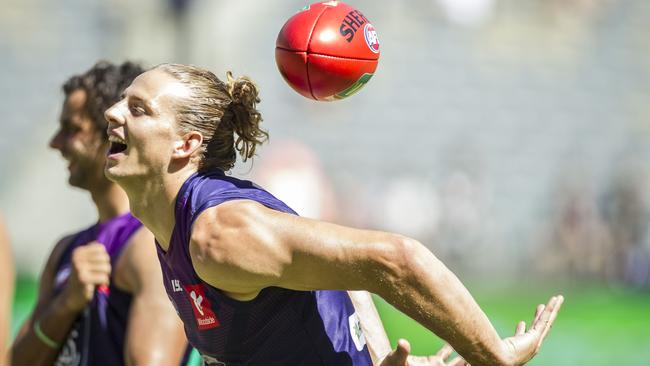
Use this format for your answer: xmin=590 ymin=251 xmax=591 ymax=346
xmin=56 ymin=289 xmax=87 ymax=314
xmin=33 ymin=319 xmax=61 ymax=349
xmin=496 ymin=340 xmax=516 ymax=366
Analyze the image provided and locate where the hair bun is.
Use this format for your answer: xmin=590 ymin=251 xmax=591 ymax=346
xmin=224 ymin=71 xmax=267 ymax=161
xmin=226 ymin=71 xmax=260 ymax=108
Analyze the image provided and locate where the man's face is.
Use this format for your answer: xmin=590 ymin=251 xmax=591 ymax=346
xmin=104 ymin=68 xmax=191 ymax=184
xmin=49 ymin=89 xmax=109 ymax=190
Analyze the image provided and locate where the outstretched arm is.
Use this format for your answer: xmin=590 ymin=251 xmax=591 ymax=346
xmin=113 ymin=228 xmax=188 ymax=366
xmin=349 ymin=291 xmax=469 ymax=366
xmin=189 ymin=200 xmax=563 ymax=366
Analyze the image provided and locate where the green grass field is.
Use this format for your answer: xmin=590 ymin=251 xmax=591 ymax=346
xmin=12 ymin=277 xmax=650 ymax=365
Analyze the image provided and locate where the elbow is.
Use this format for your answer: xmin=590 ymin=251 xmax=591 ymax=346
xmin=370 ymin=235 xmax=424 ymax=295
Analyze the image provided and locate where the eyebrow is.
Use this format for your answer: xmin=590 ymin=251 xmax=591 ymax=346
xmin=122 ymin=90 xmax=154 ymax=111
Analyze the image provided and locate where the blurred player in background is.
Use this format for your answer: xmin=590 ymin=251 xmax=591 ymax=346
xmin=0 ymin=214 xmax=14 ymax=366
xmin=103 ymin=63 xmax=563 ymax=366
xmin=11 ymin=61 xmax=189 ymax=366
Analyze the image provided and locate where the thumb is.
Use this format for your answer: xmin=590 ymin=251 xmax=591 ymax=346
xmin=381 ymin=339 xmax=411 ymax=366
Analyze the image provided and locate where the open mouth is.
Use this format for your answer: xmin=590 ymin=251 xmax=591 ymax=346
xmin=108 ymin=135 xmax=128 ymax=155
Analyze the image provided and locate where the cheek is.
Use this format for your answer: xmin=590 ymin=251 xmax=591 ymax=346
xmin=138 ymin=131 xmax=175 ymax=162
xmin=129 ymin=118 xmax=178 ymax=163
xmin=66 ymin=136 xmax=85 ymax=153
xmin=77 ymin=133 xmax=102 ymax=152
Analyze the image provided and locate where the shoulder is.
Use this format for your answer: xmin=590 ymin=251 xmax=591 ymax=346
xmin=112 ymin=224 xmax=154 ymax=276
xmin=45 ymin=233 xmax=77 ymax=271
xmin=124 ymin=225 xmax=155 ymax=248
xmin=113 ymin=226 xmax=159 ymax=293
xmin=188 ymin=200 xmax=289 ymax=297
xmin=192 ymin=199 xmax=266 ymax=238
xmin=35 ymin=233 xmax=78 ymax=298
xmin=191 ymin=199 xmax=289 ymax=248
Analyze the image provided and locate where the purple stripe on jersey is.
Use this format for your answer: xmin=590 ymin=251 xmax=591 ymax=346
xmin=157 ymin=171 xmax=372 ymax=365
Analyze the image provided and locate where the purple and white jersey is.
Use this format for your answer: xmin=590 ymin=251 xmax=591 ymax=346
xmin=156 ymin=171 xmax=372 ymax=366
xmin=52 ymin=213 xmax=141 ymax=366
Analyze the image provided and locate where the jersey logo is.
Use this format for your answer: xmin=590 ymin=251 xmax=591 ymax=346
xmin=348 ymin=312 xmax=367 ymax=351
xmin=201 ymin=354 xmax=227 ymax=365
xmin=171 ymin=279 xmax=183 ymax=292
xmin=55 ymin=329 xmax=81 ymax=366
xmin=191 ymin=291 xmax=205 ymax=316
xmin=183 ymin=284 xmax=220 ymax=330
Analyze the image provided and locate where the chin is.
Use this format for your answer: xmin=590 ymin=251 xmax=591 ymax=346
xmin=104 ymin=166 xmax=123 ymax=183
xmin=68 ymin=177 xmax=83 ymax=188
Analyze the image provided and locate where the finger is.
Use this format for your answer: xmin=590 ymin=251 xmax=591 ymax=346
xmin=85 ymin=251 xmax=111 ymax=261
xmin=533 ymin=304 xmax=545 ymax=323
xmin=436 ymin=344 xmax=454 ymax=360
xmin=382 ymin=339 xmax=410 ymax=366
xmin=530 ymin=296 xmax=563 ymax=347
xmin=84 ymin=249 xmax=111 ymax=262
xmin=448 ymin=356 xmax=469 ymax=366
xmin=82 ymin=242 xmax=109 ymax=254
xmin=515 ymin=321 xmax=526 ymax=336
xmin=537 ymin=295 xmax=563 ymax=345
xmin=74 ymin=249 xmax=110 ymax=265
xmin=83 ymin=261 xmax=111 ymax=273
xmin=88 ymin=264 xmax=112 ymax=277
xmin=81 ymin=272 xmax=111 ymax=286
xmin=531 ymin=297 xmax=555 ymax=332
xmin=395 ymin=339 xmax=410 ymax=359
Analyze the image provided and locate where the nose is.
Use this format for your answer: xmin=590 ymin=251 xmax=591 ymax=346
xmin=105 ymin=100 xmax=126 ymax=133
xmin=49 ymin=129 xmax=64 ymax=150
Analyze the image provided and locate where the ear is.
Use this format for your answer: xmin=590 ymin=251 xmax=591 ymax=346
xmin=172 ymin=131 xmax=203 ymax=160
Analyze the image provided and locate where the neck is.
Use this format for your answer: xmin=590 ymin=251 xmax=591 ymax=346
xmin=90 ymin=183 xmax=131 ymax=223
xmin=120 ymin=167 xmax=196 ymax=250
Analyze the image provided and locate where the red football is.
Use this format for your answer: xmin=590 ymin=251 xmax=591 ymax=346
xmin=275 ymin=1 xmax=380 ymax=101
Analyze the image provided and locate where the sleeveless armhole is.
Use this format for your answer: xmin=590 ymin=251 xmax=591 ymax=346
xmin=52 ymin=232 xmax=84 ymax=275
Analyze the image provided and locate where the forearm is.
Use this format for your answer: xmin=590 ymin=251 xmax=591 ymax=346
xmin=347 ymin=291 xmax=391 ymax=365
xmin=0 ymin=270 xmax=13 ymax=366
xmin=0 ymin=282 xmax=13 ymax=366
xmin=0 ymin=293 xmax=11 ymax=366
xmin=374 ymin=239 xmax=507 ymax=366
xmin=11 ymin=294 xmax=81 ymax=366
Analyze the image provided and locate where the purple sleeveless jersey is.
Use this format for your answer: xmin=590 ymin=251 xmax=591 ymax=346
xmin=156 ymin=171 xmax=373 ymax=366
xmin=52 ymin=213 xmax=141 ymax=366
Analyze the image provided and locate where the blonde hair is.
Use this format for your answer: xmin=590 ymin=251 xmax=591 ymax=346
xmin=155 ymin=63 xmax=268 ymax=171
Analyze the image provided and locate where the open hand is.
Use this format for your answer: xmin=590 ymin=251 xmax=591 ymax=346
xmin=500 ymin=295 xmax=564 ymax=366
xmin=380 ymin=339 xmax=468 ymax=366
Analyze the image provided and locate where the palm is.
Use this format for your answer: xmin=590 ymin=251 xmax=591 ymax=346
xmin=380 ymin=296 xmax=563 ymax=366
xmin=502 ymin=332 xmax=539 ymax=365
xmin=501 ymin=295 xmax=564 ymax=366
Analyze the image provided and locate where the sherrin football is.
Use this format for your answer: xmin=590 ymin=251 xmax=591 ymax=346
xmin=275 ymin=1 xmax=380 ymax=101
